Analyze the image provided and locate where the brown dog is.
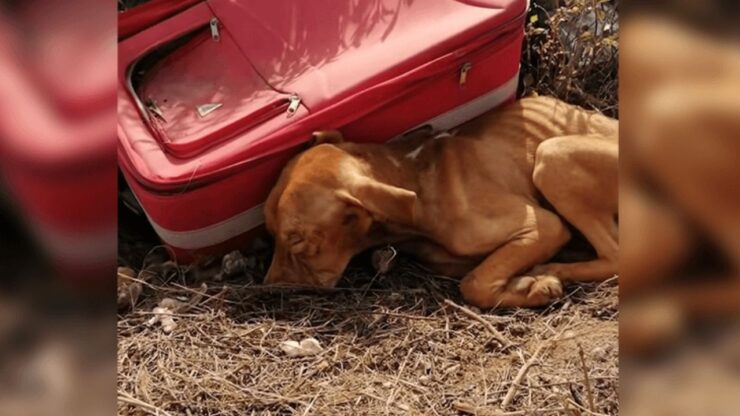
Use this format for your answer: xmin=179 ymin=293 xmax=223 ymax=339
xmin=264 ymin=96 xmax=618 ymax=308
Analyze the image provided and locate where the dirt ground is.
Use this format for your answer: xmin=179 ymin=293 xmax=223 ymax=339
xmin=117 ymin=219 xmax=617 ymax=416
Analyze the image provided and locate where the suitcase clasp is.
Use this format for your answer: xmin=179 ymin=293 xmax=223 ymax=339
xmin=459 ymin=62 xmax=472 ymax=87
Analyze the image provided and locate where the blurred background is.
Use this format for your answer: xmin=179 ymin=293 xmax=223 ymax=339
xmin=0 ymin=0 xmax=737 ymax=414
xmin=619 ymin=0 xmax=740 ymax=414
xmin=0 ymin=0 xmax=115 ymax=415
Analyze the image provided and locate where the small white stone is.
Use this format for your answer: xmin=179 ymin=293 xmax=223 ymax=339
xmin=280 ymin=338 xmax=323 ymax=357
xmin=280 ymin=340 xmax=303 ymax=357
xmin=159 ymin=298 xmax=186 ymax=311
xmin=147 ymin=306 xmax=177 ymax=333
xmin=299 ymin=338 xmax=323 ymax=355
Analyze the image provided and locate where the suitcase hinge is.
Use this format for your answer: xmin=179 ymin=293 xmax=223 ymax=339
xmin=459 ymin=62 xmax=472 ymax=86
xmin=286 ymin=94 xmax=301 ymax=118
xmin=210 ymin=18 xmax=220 ymax=41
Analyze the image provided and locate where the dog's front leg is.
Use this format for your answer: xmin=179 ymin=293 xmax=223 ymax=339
xmin=459 ymin=208 xmax=570 ymax=308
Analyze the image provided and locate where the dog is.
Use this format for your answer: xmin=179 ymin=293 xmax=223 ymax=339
xmin=263 ymin=96 xmax=618 ymax=308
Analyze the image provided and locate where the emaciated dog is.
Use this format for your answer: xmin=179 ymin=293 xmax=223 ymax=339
xmin=264 ymin=96 xmax=618 ymax=308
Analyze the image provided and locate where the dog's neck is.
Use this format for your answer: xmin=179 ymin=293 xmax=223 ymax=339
xmin=342 ymin=139 xmax=427 ymax=194
xmin=340 ymin=141 xmax=429 ymax=243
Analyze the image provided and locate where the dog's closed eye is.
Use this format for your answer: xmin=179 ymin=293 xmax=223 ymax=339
xmin=286 ymin=232 xmax=302 ymax=245
xmin=286 ymin=233 xmax=307 ymax=254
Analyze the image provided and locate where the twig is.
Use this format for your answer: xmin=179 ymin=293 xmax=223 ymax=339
xmin=301 ymin=390 xmax=322 ymax=416
xmin=118 ymin=391 xmax=173 ymax=416
xmin=578 ymin=343 xmax=596 ymax=413
xmin=453 ymin=401 xmax=494 ymax=416
xmin=454 ymin=401 xmax=570 ymax=416
xmin=499 ymin=318 xmax=576 ymax=411
xmin=443 ymin=299 xmax=511 ymax=347
xmin=500 ymin=341 xmax=548 ymax=409
xmin=362 ymin=391 xmax=410 ymax=412
xmin=567 ymin=398 xmax=610 ymax=416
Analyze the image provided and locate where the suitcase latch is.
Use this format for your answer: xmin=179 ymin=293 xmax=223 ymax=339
xmin=286 ymin=94 xmax=301 ymax=118
xmin=459 ymin=62 xmax=472 ymax=86
xmin=210 ymin=18 xmax=220 ymax=41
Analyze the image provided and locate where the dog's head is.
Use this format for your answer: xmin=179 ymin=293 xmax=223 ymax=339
xmin=263 ymin=132 xmax=416 ymax=288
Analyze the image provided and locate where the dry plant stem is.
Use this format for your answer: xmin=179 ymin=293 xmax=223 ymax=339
xmin=118 ymin=391 xmax=173 ymax=416
xmin=578 ymin=342 xmax=596 ymax=413
xmin=499 ymin=341 xmax=548 ymax=409
xmin=443 ymin=299 xmax=511 ymax=347
xmin=454 ymin=401 xmax=570 ymax=416
xmin=567 ymin=398 xmax=610 ymax=416
xmin=500 ymin=320 xmax=575 ymax=410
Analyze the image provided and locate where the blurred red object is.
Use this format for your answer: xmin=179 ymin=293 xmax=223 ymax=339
xmin=118 ymin=0 xmax=201 ymax=40
xmin=0 ymin=0 xmax=116 ymax=281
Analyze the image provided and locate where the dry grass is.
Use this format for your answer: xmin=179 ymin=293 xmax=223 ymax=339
xmin=118 ymin=247 xmax=617 ymax=416
xmin=521 ymin=0 xmax=619 ymax=117
xmin=118 ymin=1 xmax=619 ymax=414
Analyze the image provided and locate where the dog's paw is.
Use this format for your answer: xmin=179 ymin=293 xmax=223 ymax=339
xmin=528 ymin=275 xmax=563 ymax=300
xmin=507 ymin=275 xmax=563 ymax=305
xmin=507 ymin=275 xmax=537 ymax=293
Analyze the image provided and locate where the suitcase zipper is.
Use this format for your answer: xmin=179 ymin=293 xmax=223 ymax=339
xmin=286 ymin=94 xmax=302 ymax=118
xmin=210 ymin=18 xmax=220 ymax=41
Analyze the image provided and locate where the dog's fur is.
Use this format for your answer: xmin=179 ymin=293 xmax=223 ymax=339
xmin=264 ymin=96 xmax=618 ymax=308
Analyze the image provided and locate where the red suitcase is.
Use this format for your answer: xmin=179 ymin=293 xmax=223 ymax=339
xmin=118 ymin=0 xmax=527 ymax=261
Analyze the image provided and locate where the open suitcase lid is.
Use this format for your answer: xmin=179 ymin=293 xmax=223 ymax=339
xmin=118 ymin=0 xmax=527 ymax=190
xmin=124 ymin=4 xmax=307 ymax=158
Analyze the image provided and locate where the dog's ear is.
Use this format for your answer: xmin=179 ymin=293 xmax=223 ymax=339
xmin=336 ymin=179 xmax=416 ymax=225
xmin=310 ymin=130 xmax=344 ymax=146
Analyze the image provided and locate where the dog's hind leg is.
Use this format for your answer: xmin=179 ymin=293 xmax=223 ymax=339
xmin=459 ymin=206 xmax=571 ymax=308
xmin=531 ymin=135 xmax=619 ymax=282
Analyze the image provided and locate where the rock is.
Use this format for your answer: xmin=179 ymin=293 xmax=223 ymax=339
xmin=280 ymin=337 xmax=324 ymax=357
xmin=280 ymin=340 xmax=302 ymax=356
xmin=215 ymin=250 xmax=251 ymax=280
xmin=159 ymin=297 xmax=187 ymax=312
xmin=145 ymin=291 xmax=204 ymax=334
xmin=147 ymin=306 xmax=177 ymax=333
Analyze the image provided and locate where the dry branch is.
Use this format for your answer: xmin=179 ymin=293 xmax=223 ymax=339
xmin=443 ymin=299 xmax=512 ymax=347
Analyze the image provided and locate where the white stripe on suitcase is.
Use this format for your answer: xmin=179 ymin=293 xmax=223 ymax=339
xmin=145 ymin=203 xmax=266 ymax=250
xmin=146 ymin=72 xmax=518 ymax=249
